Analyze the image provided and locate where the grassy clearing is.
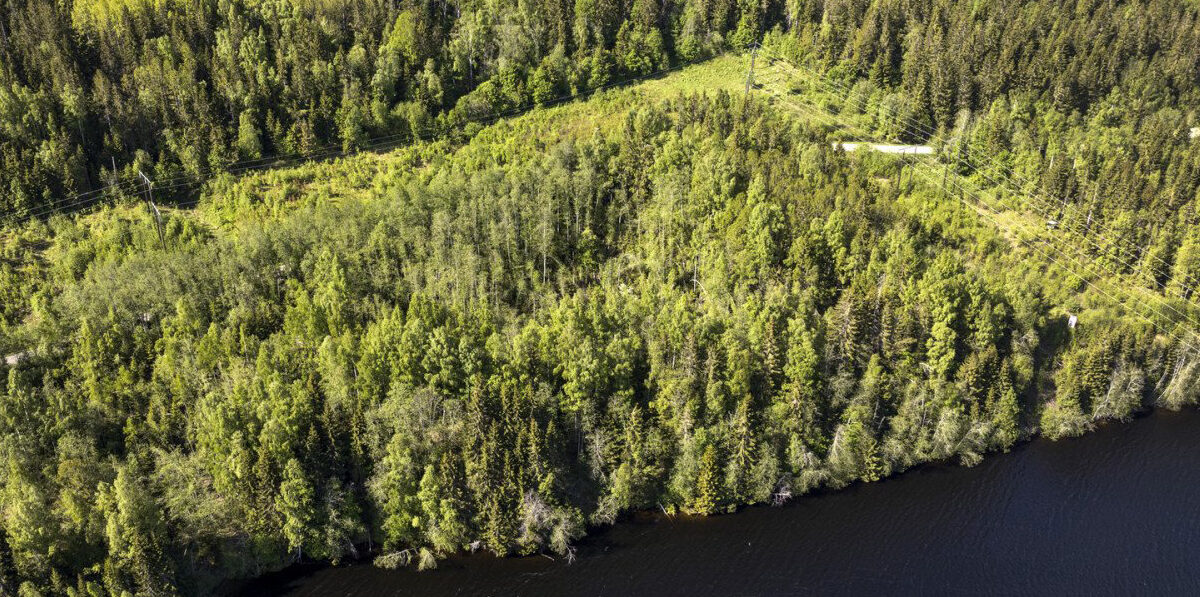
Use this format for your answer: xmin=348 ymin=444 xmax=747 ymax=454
xmin=745 ymin=60 xmax=1200 ymax=338
xmin=21 ymin=48 xmax=1198 ymax=339
xmin=2 ymin=53 xmax=752 ymax=245
xmin=185 ymin=54 xmax=751 ymax=231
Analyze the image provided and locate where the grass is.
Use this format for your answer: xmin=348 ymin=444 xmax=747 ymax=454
xmin=747 ymin=57 xmax=1200 ymax=339
xmin=183 ymin=54 xmax=753 ymax=233
xmin=2 ymin=53 xmax=752 ymax=243
xmin=14 ymin=48 xmax=1198 ymax=342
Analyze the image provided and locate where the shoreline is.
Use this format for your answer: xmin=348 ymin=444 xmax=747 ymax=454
xmin=227 ymin=404 xmax=1194 ymax=595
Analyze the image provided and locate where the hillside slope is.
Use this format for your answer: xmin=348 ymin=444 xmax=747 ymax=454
xmin=0 ymin=55 xmax=1197 ymax=596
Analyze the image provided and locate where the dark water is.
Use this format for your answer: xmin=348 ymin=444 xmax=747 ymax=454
xmin=244 ymin=410 xmax=1200 ymax=596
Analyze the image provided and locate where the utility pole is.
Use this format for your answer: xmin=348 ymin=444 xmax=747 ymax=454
xmin=1053 ymin=190 xmax=1069 ymax=228
xmin=139 ymin=170 xmax=167 ymax=251
xmin=1044 ymin=154 xmax=1058 ymax=222
xmin=941 ymin=136 xmax=957 ymax=202
xmin=942 ymin=162 xmax=949 ymax=200
xmin=1083 ymin=187 xmax=1098 ymax=235
xmin=745 ymin=42 xmax=760 ymax=94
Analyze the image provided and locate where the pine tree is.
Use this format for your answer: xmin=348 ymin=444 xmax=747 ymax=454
xmin=689 ymin=445 xmax=721 ymax=515
xmin=990 ymin=363 xmax=1022 ymax=449
xmin=237 ymin=110 xmax=263 ymax=160
xmin=99 ymin=466 xmax=174 ymax=595
xmin=277 ymin=459 xmax=319 ymax=561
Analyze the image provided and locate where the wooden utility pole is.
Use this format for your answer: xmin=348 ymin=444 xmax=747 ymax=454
xmin=745 ymin=42 xmax=760 ymax=94
xmin=941 ymin=136 xmax=957 ymax=202
xmin=1083 ymin=187 xmax=1097 ymax=235
xmin=942 ymin=162 xmax=949 ymax=200
xmin=139 ymin=170 xmax=167 ymax=250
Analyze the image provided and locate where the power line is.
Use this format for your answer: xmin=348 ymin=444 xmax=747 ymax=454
xmin=139 ymin=171 xmax=167 ymax=251
xmin=782 ymin=89 xmax=1200 ymax=354
xmin=751 ymin=59 xmax=1200 ymax=356
xmin=760 ymin=66 xmax=1200 ymax=342
xmin=760 ymin=49 xmax=1194 ymax=298
xmin=744 ymin=42 xmax=760 ymax=95
xmin=2 ymin=52 xmax=723 ymax=227
xmin=756 ymin=51 xmax=1200 ymax=333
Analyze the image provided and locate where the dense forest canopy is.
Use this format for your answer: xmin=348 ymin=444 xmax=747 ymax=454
xmin=1 ymin=1 xmax=1199 ymax=596
xmin=1 ymin=0 xmax=1198 ymax=217
xmin=0 ymin=0 xmax=759 ymax=218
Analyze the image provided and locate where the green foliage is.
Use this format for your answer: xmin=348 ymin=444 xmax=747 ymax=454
xmin=277 ymin=459 xmax=318 ymax=560
xmin=689 ymin=445 xmax=722 ymax=515
xmin=0 ymin=0 xmax=773 ymax=217
xmin=1 ymin=4 xmax=1199 ymax=589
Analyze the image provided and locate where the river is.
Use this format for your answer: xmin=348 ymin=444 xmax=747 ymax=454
xmin=241 ymin=410 xmax=1200 ymax=595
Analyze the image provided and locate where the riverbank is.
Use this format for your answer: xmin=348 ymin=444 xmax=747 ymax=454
xmin=236 ymin=408 xmax=1200 ymax=595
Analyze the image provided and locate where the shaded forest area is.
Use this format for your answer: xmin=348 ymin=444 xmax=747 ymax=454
xmin=1 ymin=0 xmax=1200 ymax=595
xmin=0 ymin=0 xmax=761 ymax=218
xmin=3 ymin=0 xmax=1198 ymax=218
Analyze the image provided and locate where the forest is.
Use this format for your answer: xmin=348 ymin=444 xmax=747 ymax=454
xmin=1 ymin=0 xmax=1200 ymax=595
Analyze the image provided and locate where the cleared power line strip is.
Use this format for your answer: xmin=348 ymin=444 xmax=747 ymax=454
xmin=834 ymin=142 xmax=934 ymax=155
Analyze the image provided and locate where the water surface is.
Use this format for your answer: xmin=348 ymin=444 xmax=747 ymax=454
xmin=245 ymin=410 xmax=1200 ymax=595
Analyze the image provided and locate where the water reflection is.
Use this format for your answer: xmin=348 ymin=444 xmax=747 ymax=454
xmin=242 ymin=410 xmax=1200 ymax=596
